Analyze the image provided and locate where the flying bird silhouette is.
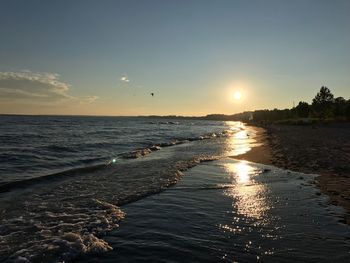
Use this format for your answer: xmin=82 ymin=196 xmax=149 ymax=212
xmin=151 ymin=93 xmax=154 ymax=97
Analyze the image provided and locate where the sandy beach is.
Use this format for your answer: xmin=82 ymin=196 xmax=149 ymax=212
xmin=235 ymin=123 xmax=350 ymax=224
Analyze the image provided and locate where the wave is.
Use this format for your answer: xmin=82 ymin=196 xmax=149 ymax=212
xmin=44 ymin=144 xmax=79 ymax=153
xmin=0 ymin=126 xmax=243 ymax=262
xmin=0 ymin=130 xmax=233 ymax=193
xmin=167 ymin=183 xmax=238 ymax=191
xmin=0 ymin=164 xmax=107 ymax=193
xmin=0 ymin=154 xmax=221 ymax=262
xmin=1 ymin=198 xmax=125 ymax=263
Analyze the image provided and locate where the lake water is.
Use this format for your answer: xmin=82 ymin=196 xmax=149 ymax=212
xmin=0 ymin=116 xmax=349 ymax=262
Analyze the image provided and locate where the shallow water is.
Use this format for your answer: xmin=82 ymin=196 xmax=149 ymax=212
xmin=78 ymin=159 xmax=350 ymax=262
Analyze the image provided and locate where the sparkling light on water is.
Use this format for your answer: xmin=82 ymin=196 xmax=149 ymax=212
xmin=224 ymin=161 xmax=269 ymax=219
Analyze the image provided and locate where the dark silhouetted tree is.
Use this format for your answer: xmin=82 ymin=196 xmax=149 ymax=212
xmin=312 ymin=86 xmax=334 ymax=118
xmin=295 ymin=101 xmax=310 ymax=118
xmin=333 ymin=97 xmax=346 ymax=118
xmin=346 ymin=100 xmax=350 ymax=120
xmin=230 ymin=86 xmax=349 ymax=123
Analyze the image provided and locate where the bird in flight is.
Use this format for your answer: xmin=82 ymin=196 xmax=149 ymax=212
xmin=151 ymin=93 xmax=154 ymax=97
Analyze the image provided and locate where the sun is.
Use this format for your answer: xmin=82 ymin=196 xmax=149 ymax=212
xmin=233 ymin=91 xmax=242 ymax=100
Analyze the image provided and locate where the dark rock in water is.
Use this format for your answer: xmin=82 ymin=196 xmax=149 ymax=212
xmin=262 ymin=168 xmax=271 ymax=173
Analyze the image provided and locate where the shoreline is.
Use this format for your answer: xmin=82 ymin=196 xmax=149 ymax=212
xmin=234 ymin=124 xmax=350 ymax=224
xmin=233 ymin=126 xmax=273 ymax=165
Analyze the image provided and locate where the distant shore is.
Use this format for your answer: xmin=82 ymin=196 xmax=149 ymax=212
xmin=235 ymin=123 xmax=350 ymax=224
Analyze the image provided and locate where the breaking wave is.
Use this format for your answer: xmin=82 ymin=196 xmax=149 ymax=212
xmin=0 ymin=126 xmax=243 ymax=262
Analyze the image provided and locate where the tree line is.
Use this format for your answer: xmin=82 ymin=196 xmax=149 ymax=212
xmin=230 ymin=86 xmax=350 ymax=123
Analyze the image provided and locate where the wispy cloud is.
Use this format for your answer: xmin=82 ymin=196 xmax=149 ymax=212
xmin=0 ymin=71 xmax=98 ymax=104
xmin=120 ymin=74 xmax=130 ymax=83
xmin=118 ymin=74 xmax=144 ymax=91
xmin=82 ymin=95 xmax=99 ymax=103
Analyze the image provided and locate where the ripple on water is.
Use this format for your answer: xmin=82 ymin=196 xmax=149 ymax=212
xmin=0 ymin=136 xmax=239 ymax=262
xmin=77 ymin=159 xmax=350 ymax=263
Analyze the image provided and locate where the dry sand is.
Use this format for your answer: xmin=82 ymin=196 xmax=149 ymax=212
xmin=234 ymin=123 xmax=350 ymax=224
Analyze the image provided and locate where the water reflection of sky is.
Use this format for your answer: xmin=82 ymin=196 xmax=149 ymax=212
xmin=223 ymin=161 xmax=270 ymax=220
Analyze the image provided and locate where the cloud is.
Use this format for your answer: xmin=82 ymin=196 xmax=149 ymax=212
xmin=82 ymin=95 xmax=99 ymax=103
xmin=120 ymin=74 xmax=130 ymax=83
xmin=0 ymin=71 xmax=97 ymax=104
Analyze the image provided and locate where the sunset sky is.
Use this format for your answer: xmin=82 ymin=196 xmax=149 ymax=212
xmin=1 ymin=0 xmax=349 ymax=116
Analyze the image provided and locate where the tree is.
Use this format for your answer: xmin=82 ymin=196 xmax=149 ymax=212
xmin=333 ymin=97 xmax=346 ymax=118
xmin=312 ymin=86 xmax=334 ymax=118
xmin=346 ymin=100 xmax=350 ymax=120
xmin=295 ymin=101 xmax=310 ymax=118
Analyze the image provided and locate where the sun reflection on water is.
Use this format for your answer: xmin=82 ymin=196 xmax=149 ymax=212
xmin=224 ymin=161 xmax=269 ymax=220
xmin=234 ymin=130 xmax=248 ymax=140
xmin=224 ymin=122 xmax=254 ymax=156
xmin=224 ymin=162 xmax=252 ymax=184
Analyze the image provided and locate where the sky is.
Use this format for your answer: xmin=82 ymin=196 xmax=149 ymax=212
xmin=0 ymin=0 xmax=349 ymax=116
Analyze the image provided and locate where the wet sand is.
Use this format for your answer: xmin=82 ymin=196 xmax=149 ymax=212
xmin=235 ymin=123 xmax=350 ymax=224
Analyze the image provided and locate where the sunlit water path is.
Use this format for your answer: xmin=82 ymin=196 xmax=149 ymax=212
xmin=78 ymin=159 xmax=350 ymax=262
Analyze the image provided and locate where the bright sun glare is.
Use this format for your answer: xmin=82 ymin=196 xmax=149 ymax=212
xmin=234 ymin=91 xmax=242 ymax=100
